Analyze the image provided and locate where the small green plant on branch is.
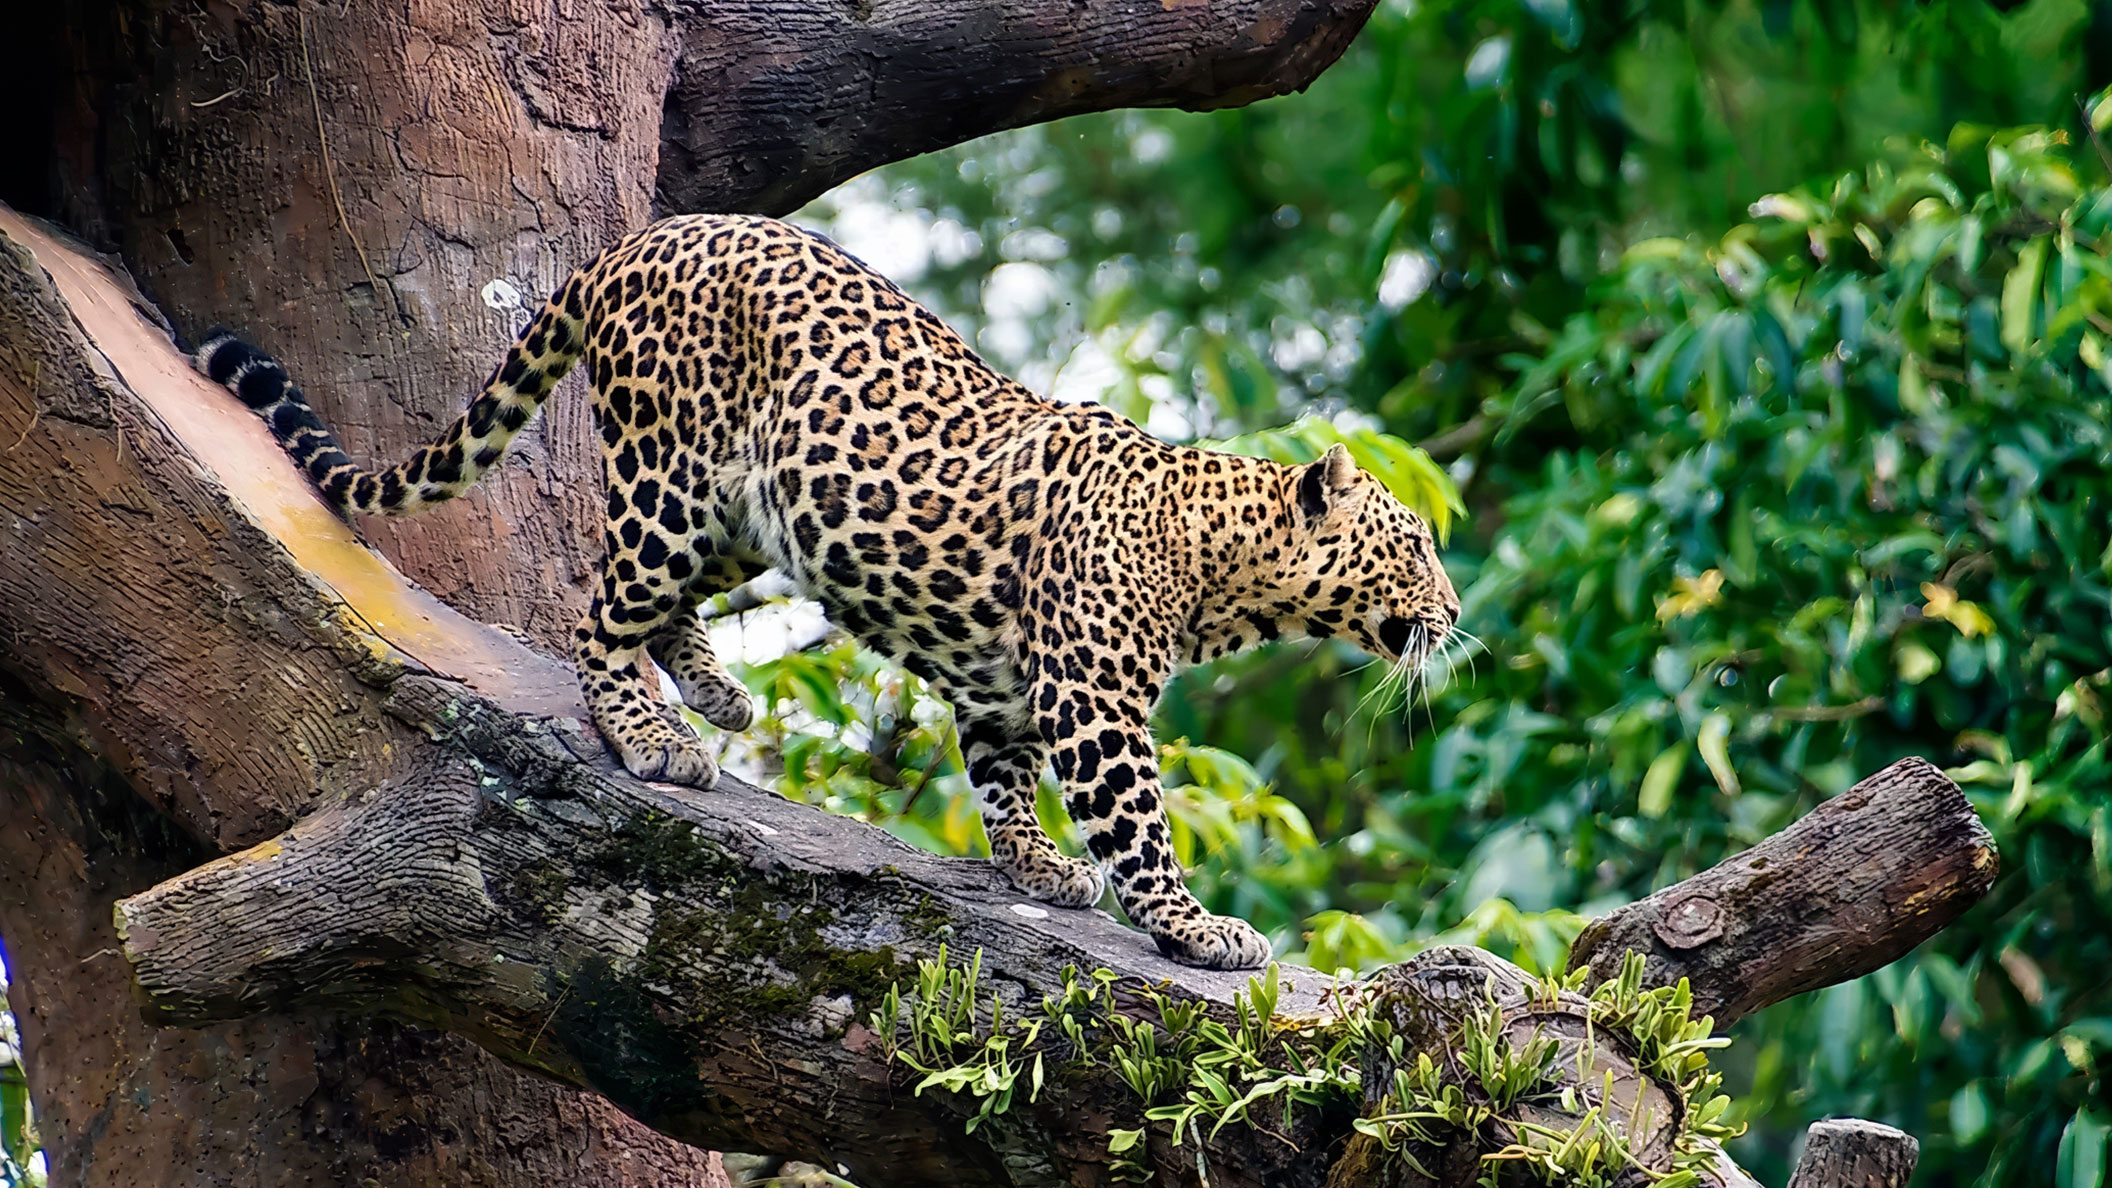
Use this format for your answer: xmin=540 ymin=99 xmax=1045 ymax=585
xmin=1352 ymin=955 xmax=1742 ymax=1186
xmin=869 ymin=947 xmax=1048 ymax=1135
xmin=870 ymin=948 xmax=1744 ymax=1184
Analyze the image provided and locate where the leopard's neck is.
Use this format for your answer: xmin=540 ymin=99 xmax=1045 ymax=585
xmin=1166 ymin=448 xmax=1302 ymax=664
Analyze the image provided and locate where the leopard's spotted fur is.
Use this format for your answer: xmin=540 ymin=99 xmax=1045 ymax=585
xmin=196 ymin=214 xmax=1459 ymax=969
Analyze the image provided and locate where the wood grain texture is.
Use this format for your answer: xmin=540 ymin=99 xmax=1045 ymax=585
xmin=45 ymin=0 xmax=676 ymax=650
xmin=1787 ymin=1119 xmax=1920 ymax=1188
xmin=1565 ymin=758 xmax=1999 ymax=1028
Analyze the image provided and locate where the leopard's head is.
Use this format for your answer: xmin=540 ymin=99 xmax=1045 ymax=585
xmin=1277 ymin=443 xmax=1459 ymax=666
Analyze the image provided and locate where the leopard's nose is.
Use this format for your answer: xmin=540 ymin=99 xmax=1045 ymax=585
xmin=1378 ymin=616 xmax=1414 ymax=657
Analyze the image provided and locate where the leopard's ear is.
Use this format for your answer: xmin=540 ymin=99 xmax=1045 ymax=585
xmin=1297 ymin=442 xmax=1359 ymax=519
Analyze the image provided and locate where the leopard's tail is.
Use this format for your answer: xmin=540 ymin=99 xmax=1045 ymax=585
xmin=194 ymin=275 xmax=589 ymax=516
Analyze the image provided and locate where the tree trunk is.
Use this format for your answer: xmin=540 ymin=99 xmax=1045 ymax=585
xmin=0 ymin=1 xmax=1379 ymax=1184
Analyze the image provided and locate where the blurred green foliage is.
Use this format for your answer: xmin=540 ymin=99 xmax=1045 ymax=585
xmin=760 ymin=2 xmax=2112 ymax=1183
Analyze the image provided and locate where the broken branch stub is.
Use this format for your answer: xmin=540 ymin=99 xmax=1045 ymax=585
xmin=1565 ymin=757 xmax=1998 ymax=1028
xmin=1787 ymin=1119 xmax=1919 ymax=1188
xmin=1323 ymin=947 xmax=1682 ymax=1188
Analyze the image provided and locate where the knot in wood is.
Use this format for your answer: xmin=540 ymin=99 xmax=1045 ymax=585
xmin=1652 ymin=894 xmax=1725 ymax=950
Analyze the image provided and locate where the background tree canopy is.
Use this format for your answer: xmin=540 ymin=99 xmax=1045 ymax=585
xmin=666 ymin=1 xmax=2112 ymax=1185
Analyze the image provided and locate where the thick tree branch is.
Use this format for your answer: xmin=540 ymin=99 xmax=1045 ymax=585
xmin=117 ymin=673 xmax=1335 ymax=1187
xmin=1565 ymin=758 xmax=1999 ymax=1027
xmin=654 ymin=0 xmax=1380 ymax=215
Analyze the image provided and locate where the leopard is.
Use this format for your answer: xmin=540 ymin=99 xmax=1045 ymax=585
xmin=194 ymin=213 xmax=1460 ymax=970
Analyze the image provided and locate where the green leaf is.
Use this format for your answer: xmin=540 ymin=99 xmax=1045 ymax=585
xmin=1696 ymin=713 xmax=1740 ymax=798
xmin=1950 ymin=1083 xmax=1992 ymax=1145
xmin=2001 ymin=238 xmax=2047 ymax=355
xmin=2059 ymin=1108 xmax=2110 ymax=1188
xmin=1638 ymin=743 xmax=1690 ymax=818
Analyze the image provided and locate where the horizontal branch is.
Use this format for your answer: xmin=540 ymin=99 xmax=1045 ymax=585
xmin=1564 ymin=758 xmax=1999 ymax=1027
xmin=117 ymin=673 xmax=1331 ymax=1187
xmin=656 ymin=0 xmax=1379 ymax=214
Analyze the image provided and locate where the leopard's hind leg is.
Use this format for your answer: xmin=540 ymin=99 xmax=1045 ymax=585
xmin=647 ymin=553 xmax=769 ymax=731
xmin=575 ymin=407 xmax=731 ymax=786
xmin=576 ymin=570 xmax=718 ymax=787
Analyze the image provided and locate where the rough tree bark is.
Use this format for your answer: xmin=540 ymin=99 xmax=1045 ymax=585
xmin=0 ymin=1 xmax=1379 ymax=1184
xmin=1565 ymin=756 xmax=1997 ymax=1026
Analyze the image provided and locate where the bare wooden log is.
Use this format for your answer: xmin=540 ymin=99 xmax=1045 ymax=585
xmin=1565 ymin=758 xmax=1998 ymax=1027
xmin=1788 ymin=1120 xmax=1919 ymax=1188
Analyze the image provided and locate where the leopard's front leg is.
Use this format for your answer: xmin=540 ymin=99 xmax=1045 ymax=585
xmin=647 ymin=613 xmax=754 ymax=729
xmin=1033 ymin=677 xmax=1271 ymax=970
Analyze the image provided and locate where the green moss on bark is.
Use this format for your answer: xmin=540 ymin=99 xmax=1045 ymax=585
xmin=586 ymin=811 xmax=914 ymax=1023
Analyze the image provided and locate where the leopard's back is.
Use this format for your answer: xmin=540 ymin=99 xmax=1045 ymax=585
xmin=573 ymin=215 xmax=1090 ymax=705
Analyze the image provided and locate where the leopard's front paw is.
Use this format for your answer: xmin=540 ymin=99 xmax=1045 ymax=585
xmin=1153 ymin=913 xmax=1273 ymax=971
xmin=995 ymin=849 xmax=1106 ymax=909
xmin=610 ymin=718 xmax=720 ymax=788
